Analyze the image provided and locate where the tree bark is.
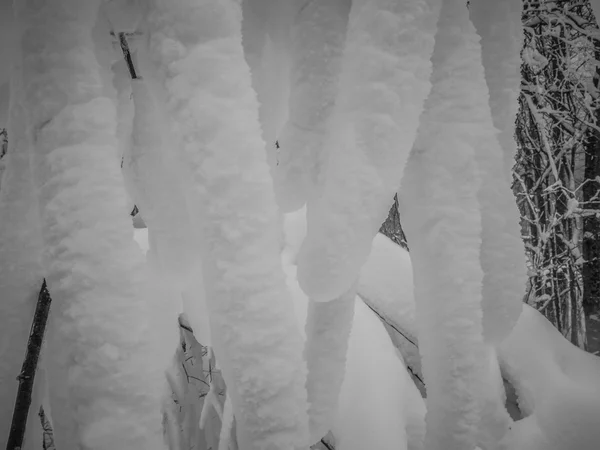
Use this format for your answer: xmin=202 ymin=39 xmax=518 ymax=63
xmin=6 ymin=280 xmax=51 ymax=450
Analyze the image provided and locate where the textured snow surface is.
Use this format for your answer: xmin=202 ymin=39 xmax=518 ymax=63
xmin=297 ymin=0 xmax=440 ymax=302
xmin=500 ymin=305 xmax=600 ymax=450
xmin=304 ymin=290 xmax=356 ymax=444
xmin=147 ymin=1 xmax=310 ymax=448
xmin=469 ymin=0 xmax=527 ymax=345
xmin=0 ymin=63 xmax=44 ymax=448
xmin=16 ymin=2 xmax=177 ymax=448
xmin=398 ymin=0 xmax=509 ymax=448
xmin=358 ymin=233 xmax=417 ymax=339
xmin=282 ymin=210 xmax=426 ymax=450
xmin=273 ymin=0 xmax=351 ymax=212
xmin=241 ymin=0 xmax=294 ymax=170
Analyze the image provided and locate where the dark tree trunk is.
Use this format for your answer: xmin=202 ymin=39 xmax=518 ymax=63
xmin=379 ymin=194 xmax=409 ymax=250
xmin=6 ymin=280 xmax=52 ymax=450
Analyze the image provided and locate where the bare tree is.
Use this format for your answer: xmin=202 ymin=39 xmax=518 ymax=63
xmin=515 ymin=0 xmax=600 ymax=348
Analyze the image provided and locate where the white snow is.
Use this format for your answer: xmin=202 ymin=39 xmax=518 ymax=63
xmin=304 ymin=290 xmax=356 ymax=444
xmin=398 ymin=0 xmax=510 ymax=448
xmin=273 ymin=0 xmax=351 ymax=212
xmin=469 ymin=0 xmax=528 ymax=346
xmin=138 ymin=202 xmax=600 ymax=450
xmin=146 ymin=1 xmax=310 ymax=448
xmin=281 ymin=209 xmax=426 ymax=450
xmin=296 ymin=0 xmax=440 ymax=302
xmin=0 ymin=62 xmax=44 ymax=448
xmin=15 ymin=2 xmax=177 ymax=448
xmin=500 ymin=305 xmax=600 ymax=450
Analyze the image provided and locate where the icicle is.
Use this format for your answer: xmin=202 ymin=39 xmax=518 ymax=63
xmin=16 ymin=1 xmax=176 ymax=448
xmin=469 ymin=0 xmax=528 ymax=345
xmin=398 ymin=0 xmax=510 ymax=448
xmin=304 ymin=289 xmax=356 ymax=444
xmin=273 ymin=0 xmax=351 ymax=212
xmin=146 ymin=2 xmax=310 ymax=449
xmin=297 ymin=0 xmax=441 ymax=302
xmin=0 ymin=61 xmax=44 ymax=448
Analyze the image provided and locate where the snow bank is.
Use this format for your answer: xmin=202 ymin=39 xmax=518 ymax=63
xmin=333 ymin=300 xmax=425 ymax=450
xmin=500 ymin=305 xmax=600 ymax=450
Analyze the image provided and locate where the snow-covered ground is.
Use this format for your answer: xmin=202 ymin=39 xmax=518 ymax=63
xmin=133 ymin=208 xmax=600 ymax=450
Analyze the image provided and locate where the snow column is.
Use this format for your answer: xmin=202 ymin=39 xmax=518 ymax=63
xmin=241 ymin=0 xmax=295 ymax=172
xmin=146 ymin=1 xmax=310 ymax=449
xmin=0 ymin=64 xmax=44 ymax=448
xmin=295 ymin=0 xmax=440 ymax=443
xmin=128 ymin=44 xmax=212 ymax=343
xmin=470 ymin=0 xmax=528 ymax=345
xmin=16 ymin=1 xmax=176 ymax=448
xmin=303 ymin=288 xmax=356 ymax=444
xmin=398 ymin=0 xmax=502 ymax=449
xmin=273 ymin=0 xmax=351 ymax=212
xmin=297 ymin=0 xmax=441 ymax=302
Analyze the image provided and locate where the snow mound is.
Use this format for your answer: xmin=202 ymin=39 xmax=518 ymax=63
xmin=500 ymin=305 xmax=600 ymax=450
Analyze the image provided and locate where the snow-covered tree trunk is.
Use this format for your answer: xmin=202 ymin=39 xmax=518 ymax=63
xmin=15 ymin=1 xmax=177 ymax=448
xmin=297 ymin=0 xmax=441 ymax=302
xmin=241 ymin=0 xmax=295 ymax=172
xmin=304 ymin=289 xmax=355 ymax=444
xmin=469 ymin=0 xmax=528 ymax=345
xmin=146 ymin=1 xmax=310 ymax=449
xmin=398 ymin=0 xmax=512 ymax=448
xmin=273 ymin=0 xmax=351 ymax=212
xmin=0 ymin=64 xmax=43 ymax=449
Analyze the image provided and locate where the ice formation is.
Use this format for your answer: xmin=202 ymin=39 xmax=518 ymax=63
xmin=469 ymin=0 xmax=528 ymax=345
xmin=297 ymin=0 xmax=441 ymax=302
xmin=14 ymin=1 xmax=177 ymax=448
xmin=273 ymin=0 xmax=351 ymax=212
xmin=146 ymin=1 xmax=310 ymax=448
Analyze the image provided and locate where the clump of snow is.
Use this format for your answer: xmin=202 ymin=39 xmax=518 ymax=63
xmin=500 ymin=305 xmax=600 ymax=450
